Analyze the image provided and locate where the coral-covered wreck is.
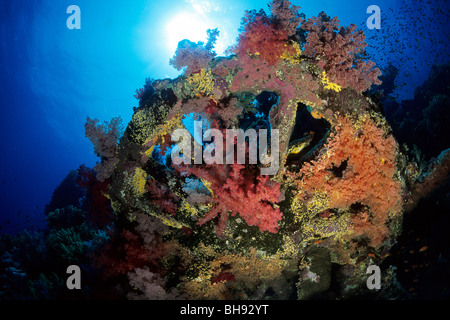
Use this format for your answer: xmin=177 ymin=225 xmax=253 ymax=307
xmin=86 ymin=0 xmax=449 ymax=299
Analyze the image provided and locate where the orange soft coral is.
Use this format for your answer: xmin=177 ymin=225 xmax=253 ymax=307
xmin=296 ymin=115 xmax=402 ymax=246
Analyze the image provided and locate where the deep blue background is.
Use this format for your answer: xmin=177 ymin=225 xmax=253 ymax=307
xmin=0 ymin=0 xmax=448 ymax=234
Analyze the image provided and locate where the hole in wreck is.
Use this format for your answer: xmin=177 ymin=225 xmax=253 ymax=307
xmin=238 ymin=91 xmax=279 ymax=131
xmin=350 ymin=202 xmax=365 ymax=212
xmin=329 ymin=159 xmax=348 ymax=178
xmin=255 ymin=91 xmax=279 ymax=116
xmin=286 ymin=103 xmax=331 ymax=166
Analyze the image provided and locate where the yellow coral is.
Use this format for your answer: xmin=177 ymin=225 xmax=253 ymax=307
xmin=290 ymin=192 xmax=306 ymax=221
xmin=181 ymin=245 xmax=286 ymax=299
xmin=306 ymin=191 xmax=329 ymax=216
xmin=321 ymin=71 xmax=342 ymax=92
xmin=180 ymin=199 xmax=199 ymax=217
xmin=280 ymin=234 xmax=300 ymax=259
xmin=143 ymin=113 xmax=183 ymax=159
xmin=280 ymin=42 xmax=302 ymax=64
xmin=353 ymin=112 xmax=369 ymax=133
xmin=158 ymin=215 xmax=187 ymax=229
xmin=129 ymin=108 xmax=154 ymax=144
xmin=301 ymin=213 xmax=354 ymax=243
xmin=292 ymin=190 xmax=329 ymax=224
xmin=200 ymin=178 xmax=214 ymax=196
xmin=288 ymin=134 xmax=313 ymax=155
xmin=131 ymin=167 xmax=147 ymax=195
xmin=186 ymin=69 xmax=215 ymax=97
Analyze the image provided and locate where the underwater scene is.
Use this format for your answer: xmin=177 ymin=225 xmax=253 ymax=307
xmin=0 ymin=0 xmax=449 ymax=304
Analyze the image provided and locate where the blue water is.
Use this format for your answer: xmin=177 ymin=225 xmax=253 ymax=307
xmin=0 ymin=0 xmax=448 ymax=234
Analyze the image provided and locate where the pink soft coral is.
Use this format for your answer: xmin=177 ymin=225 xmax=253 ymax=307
xmin=169 ymin=29 xmax=219 ymax=75
xmin=301 ymin=12 xmax=381 ymax=93
xmin=235 ymin=0 xmax=301 ymax=65
xmin=236 ymin=12 xmax=291 ymax=65
xmin=84 ymin=116 xmax=123 ymax=182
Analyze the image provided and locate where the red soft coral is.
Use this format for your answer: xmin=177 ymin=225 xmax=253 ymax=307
xmin=94 ymin=229 xmax=169 ymax=279
xmin=75 ymin=164 xmax=114 ymax=228
xmin=177 ymin=163 xmax=283 ymax=235
xmin=94 ymin=230 xmax=152 ymax=279
xmin=146 ymin=179 xmax=179 ymax=215
xmin=268 ymin=0 xmax=302 ymax=37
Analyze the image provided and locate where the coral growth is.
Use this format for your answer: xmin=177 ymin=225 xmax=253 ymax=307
xmin=75 ymin=165 xmax=114 ymax=228
xmin=301 ymin=12 xmax=381 ymax=93
xmin=294 ymin=114 xmax=402 ymax=247
xmin=406 ymin=148 xmax=450 ymax=211
xmin=84 ymin=116 xmax=123 ymax=182
xmin=170 ymin=29 xmax=219 ymax=75
xmin=3 ymin=0 xmax=450 ymax=302
xmin=78 ymin=0 xmax=410 ymax=300
xmin=233 ymin=0 xmax=301 ymax=65
xmin=176 ymin=163 xmax=283 ymax=234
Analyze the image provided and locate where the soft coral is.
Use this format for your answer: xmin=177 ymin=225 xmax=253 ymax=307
xmin=296 ymin=116 xmax=402 ymax=246
xmin=235 ymin=0 xmax=301 ymax=65
xmin=301 ymin=12 xmax=381 ymax=93
xmin=177 ymin=163 xmax=283 ymax=234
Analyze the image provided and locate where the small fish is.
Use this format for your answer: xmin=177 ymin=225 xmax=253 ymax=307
xmin=419 ymin=246 xmax=428 ymax=252
xmin=380 ymin=253 xmax=391 ymax=259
